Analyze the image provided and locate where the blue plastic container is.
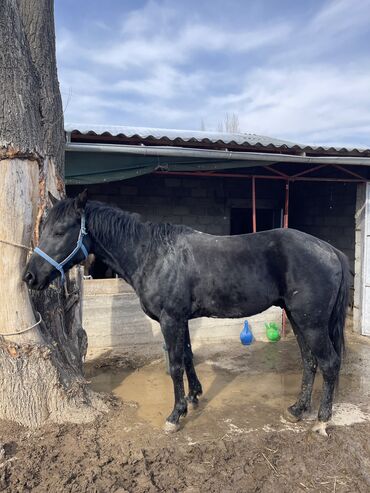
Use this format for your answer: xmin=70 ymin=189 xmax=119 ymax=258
xmin=240 ymin=320 xmax=253 ymax=345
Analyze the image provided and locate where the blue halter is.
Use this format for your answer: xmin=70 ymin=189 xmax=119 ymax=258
xmin=34 ymin=215 xmax=89 ymax=284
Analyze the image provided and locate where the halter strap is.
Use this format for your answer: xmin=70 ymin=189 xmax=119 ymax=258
xmin=34 ymin=215 xmax=89 ymax=284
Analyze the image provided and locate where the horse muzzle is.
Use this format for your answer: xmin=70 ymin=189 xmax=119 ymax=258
xmin=23 ymin=255 xmax=55 ymax=290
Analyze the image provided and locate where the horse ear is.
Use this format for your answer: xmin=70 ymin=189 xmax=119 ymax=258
xmin=74 ymin=189 xmax=88 ymax=213
xmin=48 ymin=191 xmax=59 ymax=206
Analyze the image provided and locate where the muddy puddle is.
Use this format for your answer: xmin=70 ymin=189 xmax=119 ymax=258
xmin=90 ymin=339 xmax=370 ymax=437
xmin=91 ymin=361 xmax=301 ymax=430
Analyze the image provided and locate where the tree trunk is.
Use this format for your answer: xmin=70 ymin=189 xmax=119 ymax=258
xmin=0 ymin=0 xmax=106 ymax=427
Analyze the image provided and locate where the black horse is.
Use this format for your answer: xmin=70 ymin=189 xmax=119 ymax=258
xmin=24 ymin=190 xmax=349 ymax=436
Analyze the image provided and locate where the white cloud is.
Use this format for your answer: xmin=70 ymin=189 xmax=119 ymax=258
xmin=59 ymin=68 xmax=105 ymax=94
xmin=207 ymin=65 xmax=370 ymax=146
xmin=56 ymin=28 xmax=75 ymax=58
xmin=62 ymin=92 xmax=120 ymax=124
xmin=56 ymin=1 xmax=370 ymax=147
xmin=120 ymin=1 xmax=177 ymax=36
xmin=177 ymin=22 xmax=291 ymax=55
xmin=87 ymin=3 xmax=290 ymax=69
xmin=112 ymin=65 xmax=207 ymax=99
xmin=311 ymin=0 xmax=370 ymax=35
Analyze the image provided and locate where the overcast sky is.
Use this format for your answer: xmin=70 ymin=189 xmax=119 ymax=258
xmin=55 ymin=0 xmax=370 ymax=147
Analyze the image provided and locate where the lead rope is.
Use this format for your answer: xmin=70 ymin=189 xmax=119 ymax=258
xmin=1 ymin=236 xmax=77 ymax=299
xmin=0 ymin=311 xmax=42 ymax=337
xmin=0 ymin=239 xmax=32 ymax=252
xmin=0 ymin=240 xmax=41 ymax=337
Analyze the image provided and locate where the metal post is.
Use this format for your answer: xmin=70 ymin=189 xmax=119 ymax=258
xmin=282 ymin=181 xmax=290 ymax=336
xmin=252 ymin=177 xmax=257 ymax=233
xmin=283 ymin=181 xmax=289 ymax=228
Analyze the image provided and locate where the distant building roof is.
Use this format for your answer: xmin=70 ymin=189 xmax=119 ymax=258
xmin=65 ymin=123 xmax=370 ymax=157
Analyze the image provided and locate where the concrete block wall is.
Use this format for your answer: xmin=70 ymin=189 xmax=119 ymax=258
xmin=71 ymin=176 xmax=229 ymax=235
xmin=69 ymin=175 xmax=283 ymax=236
xmin=289 ymin=182 xmax=356 ymax=271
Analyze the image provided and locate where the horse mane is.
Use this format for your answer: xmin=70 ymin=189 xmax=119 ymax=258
xmin=47 ymin=198 xmax=76 ymax=221
xmin=85 ymin=200 xmax=193 ymax=249
xmin=148 ymin=220 xmax=193 ymax=246
xmin=48 ymin=198 xmax=193 ymax=250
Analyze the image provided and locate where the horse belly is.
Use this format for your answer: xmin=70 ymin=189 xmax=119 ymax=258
xmin=192 ymin=281 xmax=276 ymax=319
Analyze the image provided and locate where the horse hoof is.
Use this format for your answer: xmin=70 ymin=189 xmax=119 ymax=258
xmin=311 ymin=421 xmax=328 ymax=438
xmin=284 ymin=408 xmax=301 ymax=423
xmin=164 ymin=421 xmax=180 ymax=434
xmin=186 ymin=396 xmax=199 ymax=408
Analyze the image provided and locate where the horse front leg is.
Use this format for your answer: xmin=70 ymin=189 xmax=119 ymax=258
xmin=184 ymin=323 xmax=203 ymax=406
xmin=160 ymin=314 xmax=188 ymax=433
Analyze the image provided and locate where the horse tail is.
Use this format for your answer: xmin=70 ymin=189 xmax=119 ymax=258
xmin=329 ymin=249 xmax=350 ymax=362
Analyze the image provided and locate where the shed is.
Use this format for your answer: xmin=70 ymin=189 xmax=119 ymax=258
xmin=64 ymin=124 xmax=370 ymax=355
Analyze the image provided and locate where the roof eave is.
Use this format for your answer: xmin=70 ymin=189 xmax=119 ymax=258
xmin=65 ymin=142 xmax=370 ymax=167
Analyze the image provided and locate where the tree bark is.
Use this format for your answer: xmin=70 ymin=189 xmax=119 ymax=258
xmin=0 ymin=0 xmax=106 ymax=427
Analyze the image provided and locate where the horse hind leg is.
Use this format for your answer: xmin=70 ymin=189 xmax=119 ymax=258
xmin=286 ymin=321 xmax=317 ymax=423
xmin=184 ymin=324 xmax=203 ymax=407
xmin=311 ymin=336 xmax=340 ymax=437
xmin=296 ymin=324 xmax=341 ymax=437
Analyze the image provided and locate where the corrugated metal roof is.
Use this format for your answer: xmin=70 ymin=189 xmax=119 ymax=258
xmin=65 ymin=123 xmax=298 ymax=148
xmin=65 ymin=123 xmax=370 ymax=156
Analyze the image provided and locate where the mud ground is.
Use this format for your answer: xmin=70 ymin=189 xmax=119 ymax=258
xmin=0 ymin=335 xmax=369 ymax=492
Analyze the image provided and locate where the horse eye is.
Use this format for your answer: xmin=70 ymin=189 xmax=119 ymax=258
xmin=54 ymin=230 xmax=64 ymax=237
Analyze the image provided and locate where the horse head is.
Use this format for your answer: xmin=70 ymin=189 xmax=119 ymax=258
xmin=23 ymin=190 xmax=91 ymax=290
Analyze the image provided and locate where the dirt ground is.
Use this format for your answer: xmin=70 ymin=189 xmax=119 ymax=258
xmin=0 ymin=335 xmax=369 ymax=493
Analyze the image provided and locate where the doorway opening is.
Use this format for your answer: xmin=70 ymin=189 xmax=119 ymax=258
xmin=230 ymin=208 xmax=282 ymax=235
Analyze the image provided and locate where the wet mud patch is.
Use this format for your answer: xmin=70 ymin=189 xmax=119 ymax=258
xmin=89 ymin=337 xmax=370 ymax=436
xmin=0 ymin=336 xmax=369 ymax=492
xmin=0 ymin=416 xmax=369 ymax=492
